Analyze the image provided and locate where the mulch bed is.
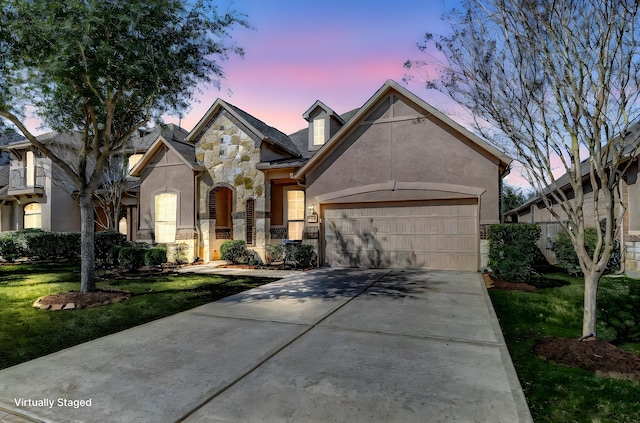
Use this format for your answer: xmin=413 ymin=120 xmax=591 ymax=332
xmin=33 ymin=290 xmax=131 ymax=310
xmin=535 ymin=337 xmax=640 ymax=381
xmin=482 ymin=272 xmax=537 ymax=291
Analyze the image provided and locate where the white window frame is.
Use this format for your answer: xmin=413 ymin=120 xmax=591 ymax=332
xmin=285 ymin=189 xmax=305 ymax=240
xmin=25 ymin=151 xmax=35 ymax=186
xmin=313 ymin=118 xmax=325 ymax=146
xmin=24 ymin=203 xmax=42 ymax=229
xmin=155 ymin=193 xmax=177 ymax=243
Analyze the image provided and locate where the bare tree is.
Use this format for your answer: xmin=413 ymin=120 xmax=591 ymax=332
xmin=407 ymin=0 xmax=640 ymax=337
xmin=93 ymin=154 xmax=128 ymax=232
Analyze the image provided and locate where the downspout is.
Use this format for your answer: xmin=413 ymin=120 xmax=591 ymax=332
xmin=194 ymin=170 xmax=202 ymax=262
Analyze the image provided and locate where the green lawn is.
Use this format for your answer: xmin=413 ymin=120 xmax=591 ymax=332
xmin=0 ymin=263 xmax=277 ymax=370
xmin=490 ymin=272 xmax=640 ymax=423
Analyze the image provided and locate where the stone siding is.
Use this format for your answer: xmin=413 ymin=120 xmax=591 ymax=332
xmin=195 ymin=112 xmax=268 ymax=261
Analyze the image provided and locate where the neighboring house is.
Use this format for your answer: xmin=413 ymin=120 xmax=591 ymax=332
xmin=0 ymin=133 xmax=81 ymax=233
xmin=0 ymin=81 xmax=512 ymax=271
xmin=505 ymin=125 xmax=640 ymax=276
xmin=0 ymin=125 xmax=185 ymax=238
xmin=130 ymin=80 xmax=511 ymax=271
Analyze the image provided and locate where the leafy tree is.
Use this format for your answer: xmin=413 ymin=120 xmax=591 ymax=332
xmin=502 ymin=183 xmax=531 ymax=213
xmin=0 ymin=0 xmax=248 ymax=292
xmin=407 ymin=0 xmax=640 ymax=337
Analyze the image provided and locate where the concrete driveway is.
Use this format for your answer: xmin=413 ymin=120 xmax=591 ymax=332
xmin=0 ymin=268 xmax=532 ymax=423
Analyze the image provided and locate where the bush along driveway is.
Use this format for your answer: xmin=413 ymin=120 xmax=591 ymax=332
xmin=0 ymin=263 xmax=277 ymax=370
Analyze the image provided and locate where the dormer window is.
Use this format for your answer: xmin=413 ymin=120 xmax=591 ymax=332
xmin=313 ymin=119 xmax=325 ymax=146
xmin=303 ymin=100 xmax=344 ymax=151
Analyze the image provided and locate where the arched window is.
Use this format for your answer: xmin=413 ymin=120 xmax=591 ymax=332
xmin=155 ymin=193 xmax=177 ymax=243
xmin=118 ymin=217 xmax=127 ymax=236
xmin=24 ymin=203 xmax=42 ymax=229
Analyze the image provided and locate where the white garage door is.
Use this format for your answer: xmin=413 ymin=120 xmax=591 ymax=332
xmin=323 ymin=200 xmax=478 ymax=271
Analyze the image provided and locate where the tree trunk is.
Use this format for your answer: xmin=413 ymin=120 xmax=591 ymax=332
xmin=79 ymin=192 xmax=96 ymax=293
xmin=582 ymin=269 xmax=601 ymax=337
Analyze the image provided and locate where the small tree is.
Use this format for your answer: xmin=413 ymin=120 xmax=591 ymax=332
xmin=407 ymin=0 xmax=640 ymax=337
xmin=0 ymin=0 xmax=248 ymax=292
xmin=502 ymin=183 xmax=531 ymax=213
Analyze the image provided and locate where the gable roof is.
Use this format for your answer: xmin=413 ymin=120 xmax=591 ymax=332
xmin=0 ymin=165 xmax=9 ymax=188
xmin=293 ymin=79 xmax=512 ymax=180
xmin=185 ymin=99 xmax=301 ymax=158
xmin=288 ymin=108 xmax=359 ymax=159
xmin=128 ymin=123 xmax=189 ymax=153
xmin=302 ymin=100 xmax=345 ymax=124
xmin=129 ymin=134 xmax=204 ymax=177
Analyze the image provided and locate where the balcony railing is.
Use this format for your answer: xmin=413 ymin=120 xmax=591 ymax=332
xmin=9 ymin=167 xmax=46 ymax=193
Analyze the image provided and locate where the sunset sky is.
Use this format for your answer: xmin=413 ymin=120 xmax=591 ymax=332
xmin=164 ymin=0 xmax=461 ymax=134
xmin=24 ymin=0 xmax=532 ymax=187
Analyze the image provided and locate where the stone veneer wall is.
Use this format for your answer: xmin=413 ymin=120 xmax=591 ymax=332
xmin=195 ymin=113 xmax=267 ymax=261
xmin=625 ymin=237 xmax=640 ymax=278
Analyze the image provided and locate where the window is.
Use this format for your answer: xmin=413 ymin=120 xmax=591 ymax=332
xmin=313 ymin=119 xmax=325 ymax=146
xmin=25 ymin=151 xmax=35 ymax=186
xmin=287 ymin=190 xmax=305 ymax=240
xmin=24 ymin=203 xmax=42 ymax=229
xmin=127 ymin=154 xmax=144 ymax=175
xmin=155 ymin=193 xmax=177 ymax=243
xmin=118 ymin=217 xmax=127 ymax=236
xmin=246 ymin=199 xmax=255 ymax=245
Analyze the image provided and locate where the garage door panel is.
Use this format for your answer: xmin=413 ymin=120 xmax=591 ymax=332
xmin=323 ymin=202 xmax=478 ymax=271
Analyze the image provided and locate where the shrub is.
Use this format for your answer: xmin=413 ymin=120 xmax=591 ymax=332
xmin=596 ymin=278 xmax=640 ymax=344
xmin=118 ymin=247 xmax=147 ymax=270
xmin=552 ymin=228 xmax=620 ymax=276
xmin=5 ymin=230 xmax=80 ymax=260
xmin=23 ymin=231 xmax=59 ymax=259
xmin=488 ymin=224 xmax=541 ymax=283
xmin=285 ymin=244 xmax=316 ymax=269
xmin=265 ymin=244 xmax=285 ymax=263
xmin=58 ymin=232 xmax=81 ymax=259
xmin=220 ymin=240 xmax=248 ymax=264
xmin=172 ymin=243 xmax=189 ymax=264
xmin=108 ymin=245 xmax=124 ymax=267
xmin=0 ymin=237 xmax=25 ymax=262
xmin=95 ymin=231 xmax=127 ymax=265
xmin=145 ymin=247 xmax=167 ymax=266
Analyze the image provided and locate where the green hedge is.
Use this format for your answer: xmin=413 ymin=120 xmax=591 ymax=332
xmin=0 ymin=237 xmax=25 ymax=262
xmin=488 ymin=224 xmax=541 ymax=283
xmin=0 ymin=229 xmax=80 ymax=261
xmin=118 ymin=247 xmax=147 ymax=270
xmin=95 ymin=231 xmax=127 ymax=265
xmin=552 ymin=228 xmax=620 ymax=276
xmin=145 ymin=247 xmax=167 ymax=266
xmin=285 ymin=244 xmax=316 ymax=269
xmin=597 ymin=278 xmax=640 ymax=344
xmin=265 ymin=244 xmax=285 ymax=263
xmin=220 ymin=240 xmax=248 ymax=264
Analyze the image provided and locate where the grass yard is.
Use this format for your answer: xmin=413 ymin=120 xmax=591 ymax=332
xmin=490 ymin=272 xmax=640 ymax=423
xmin=0 ymin=263 xmax=277 ymax=370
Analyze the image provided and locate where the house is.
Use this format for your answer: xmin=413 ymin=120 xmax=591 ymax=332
xmin=505 ymin=124 xmax=640 ymax=276
xmin=130 ymin=80 xmax=511 ymax=271
xmin=0 ymin=125 xmax=185 ymax=238
xmin=0 ymin=81 xmax=511 ymax=271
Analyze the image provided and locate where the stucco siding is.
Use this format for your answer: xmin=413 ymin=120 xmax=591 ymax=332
xmin=138 ymin=147 xmax=195 ymax=240
xmin=305 ymin=94 xmax=500 ymax=224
